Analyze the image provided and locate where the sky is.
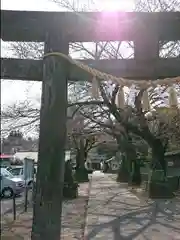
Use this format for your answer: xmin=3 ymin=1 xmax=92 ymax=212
xmin=1 ymin=0 xmax=135 ymax=108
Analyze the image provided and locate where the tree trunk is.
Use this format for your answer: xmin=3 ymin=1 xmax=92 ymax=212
xmin=116 ymin=134 xmax=142 ymax=185
xmin=130 ymin=159 xmax=142 ymax=186
xmin=116 ymin=135 xmax=130 ymax=182
xmin=116 ymin=154 xmax=129 ymax=182
xmin=126 ymin=136 xmax=142 ymax=186
xmin=151 ymin=139 xmax=167 ymax=172
xmin=75 ymin=139 xmax=89 ymax=182
xmin=63 ymin=161 xmax=78 ymax=199
xmin=148 ymin=139 xmax=173 ymax=198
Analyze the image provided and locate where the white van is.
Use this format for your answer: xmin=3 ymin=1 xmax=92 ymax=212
xmin=7 ymin=166 xmax=34 ymax=188
xmin=0 ymin=168 xmax=24 ymax=198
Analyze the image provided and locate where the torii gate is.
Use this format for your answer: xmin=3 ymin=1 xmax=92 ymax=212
xmin=1 ymin=10 xmax=180 ymax=239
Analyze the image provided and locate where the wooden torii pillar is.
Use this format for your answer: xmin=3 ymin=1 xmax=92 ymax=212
xmin=31 ymin=29 xmax=69 ymax=239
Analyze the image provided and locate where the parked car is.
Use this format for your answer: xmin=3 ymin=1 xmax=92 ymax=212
xmin=0 ymin=167 xmax=24 ymax=198
xmin=6 ymin=166 xmax=34 ymax=188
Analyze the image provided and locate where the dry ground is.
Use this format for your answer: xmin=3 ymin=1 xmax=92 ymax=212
xmin=0 ymin=182 xmax=90 ymax=240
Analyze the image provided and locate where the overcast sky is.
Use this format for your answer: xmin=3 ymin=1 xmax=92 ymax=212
xmin=1 ymin=0 xmax=134 ymax=108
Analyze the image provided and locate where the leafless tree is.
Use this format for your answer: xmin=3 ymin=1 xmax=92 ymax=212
xmin=76 ymin=80 xmax=180 ymax=190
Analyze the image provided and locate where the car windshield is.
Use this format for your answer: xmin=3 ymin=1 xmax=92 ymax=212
xmin=1 ymin=168 xmax=14 ymax=178
xmin=10 ymin=168 xmax=23 ymax=176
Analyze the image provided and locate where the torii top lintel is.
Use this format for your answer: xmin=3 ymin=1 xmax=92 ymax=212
xmin=1 ymin=10 xmax=180 ymax=42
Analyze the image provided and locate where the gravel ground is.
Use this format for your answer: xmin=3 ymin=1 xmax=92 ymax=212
xmin=1 ymin=182 xmax=91 ymax=240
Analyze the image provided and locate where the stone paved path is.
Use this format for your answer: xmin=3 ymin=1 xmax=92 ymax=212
xmin=85 ymin=173 xmax=180 ymax=240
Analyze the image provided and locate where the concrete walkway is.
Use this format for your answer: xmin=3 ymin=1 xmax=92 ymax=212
xmin=85 ymin=173 xmax=180 ymax=240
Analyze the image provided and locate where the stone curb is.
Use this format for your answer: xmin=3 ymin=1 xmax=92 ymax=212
xmin=82 ymin=174 xmax=94 ymax=240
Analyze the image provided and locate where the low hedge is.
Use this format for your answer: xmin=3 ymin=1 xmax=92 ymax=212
xmin=142 ymin=175 xmax=180 ymax=192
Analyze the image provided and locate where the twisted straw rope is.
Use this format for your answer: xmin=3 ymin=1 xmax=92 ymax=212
xmin=43 ymin=52 xmax=180 ymax=89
